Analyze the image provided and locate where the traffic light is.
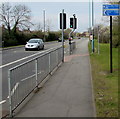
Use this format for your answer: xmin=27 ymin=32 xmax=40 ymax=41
xmin=60 ymin=13 xmax=66 ymax=29
xmin=70 ymin=18 xmax=73 ymax=28
xmin=70 ymin=18 xmax=77 ymax=29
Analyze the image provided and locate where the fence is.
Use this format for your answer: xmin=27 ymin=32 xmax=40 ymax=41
xmin=69 ymin=41 xmax=76 ymax=54
xmin=8 ymin=46 xmax=63 ymax=117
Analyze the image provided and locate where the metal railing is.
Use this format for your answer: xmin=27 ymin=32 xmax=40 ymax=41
xmin=8 ymin=46 xmax=63 ymax=117
xmin=69 ymin=41 xmax=76 ymax=54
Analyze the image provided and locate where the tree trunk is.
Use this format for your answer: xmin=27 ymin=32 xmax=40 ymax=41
xmin=12 ymin=21 xmax=18 ymax=33
xmin=7 ymin=24 xmax=11 ymax=35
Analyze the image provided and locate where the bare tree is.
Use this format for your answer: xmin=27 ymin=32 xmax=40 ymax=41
xmin=0 ymin=3 xmax=33 ymax=34
xmin=46 ymin=19 xmax=53 ymax=32
xmin=0 ymin=3 xmax=12 ymax=34
xmin=12 ymin=4 xmax=33 ymax=33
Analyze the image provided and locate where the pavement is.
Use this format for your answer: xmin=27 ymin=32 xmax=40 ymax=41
xmin=15 ymin=38 xmax=96 ymax=117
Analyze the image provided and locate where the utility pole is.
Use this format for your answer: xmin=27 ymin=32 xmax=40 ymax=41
xmin=43 ymin=10 xmax=46 ymax=42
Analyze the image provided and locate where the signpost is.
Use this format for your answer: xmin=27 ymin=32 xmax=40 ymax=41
xmin=103 ymin=4 xmax=120 ymax=73
xmin=60 ymin=10 xmax=66 ymax=62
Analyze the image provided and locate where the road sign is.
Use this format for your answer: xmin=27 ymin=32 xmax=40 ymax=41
xmin=60 ymin=13 xmax=66 ymax=29
xmin=102 ymin=4 xmax=120 ymax=72
xmin=103 ymin=4 xmax=120 ymax=10
xmin=103 ymin=9 xmax=120 ymax=16
xmin=103 ymin=4 xmax=120 ymax=16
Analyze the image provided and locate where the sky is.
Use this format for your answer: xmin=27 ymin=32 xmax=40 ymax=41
xmin=7 ymin=1 xmax=111 ymax=33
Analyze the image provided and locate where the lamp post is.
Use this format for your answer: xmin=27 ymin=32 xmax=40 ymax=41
xmin=92 ymin=0 xmax=94 ymax=53
xmin=89 ymin=0 xmax=91 ymax=42
xmin=43 ymin=10 xmax=46 ymax=42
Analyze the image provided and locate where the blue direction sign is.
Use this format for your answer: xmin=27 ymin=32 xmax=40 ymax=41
xmin=103 ymin=4 xmax=120 ymax=16
xmin=103 ymin=4 xmax=120 ymax=9
xmin=103 ymin=10 xmax=120 ymax=16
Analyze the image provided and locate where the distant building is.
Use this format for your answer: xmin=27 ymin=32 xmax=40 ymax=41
xmin=81 ymin=32 xmax=89 ymax=37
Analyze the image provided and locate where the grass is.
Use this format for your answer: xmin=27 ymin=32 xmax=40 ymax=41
xmin=89 ymin=40 xmax=118 ymax=117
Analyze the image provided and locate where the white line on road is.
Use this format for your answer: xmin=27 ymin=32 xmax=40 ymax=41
xmin=0 ymin=50 xmax=47 ymax=69
xmin=0 ymin=46 xmax=61 ymax=69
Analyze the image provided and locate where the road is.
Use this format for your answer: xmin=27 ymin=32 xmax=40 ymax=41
xmin=0 ymin=40 xmax=70 ymax=117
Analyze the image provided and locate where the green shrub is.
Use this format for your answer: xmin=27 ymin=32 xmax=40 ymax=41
xmin=46 ymin=32 xmax=58 ymax=41
xmin=4 ymin=39 xmax=18 ymax=47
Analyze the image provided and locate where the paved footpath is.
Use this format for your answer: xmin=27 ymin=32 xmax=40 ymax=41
xmin=16 ymin=38 xmax=96 ymax=117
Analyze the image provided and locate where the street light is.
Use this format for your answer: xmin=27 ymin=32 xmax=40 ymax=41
xmin=43 ymin=10 xmax=46 ymax=42
xmin=89 ymin=0 xmax=91 ymax=43
xmin=92 ymin=0 xmax=94 ymax=53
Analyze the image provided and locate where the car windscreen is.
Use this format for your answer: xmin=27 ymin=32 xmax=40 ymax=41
xmin=28 ymin=40 xmax=38 ymax=43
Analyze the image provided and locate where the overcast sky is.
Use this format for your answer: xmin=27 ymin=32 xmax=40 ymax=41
xmin=8 ymin=1 xmax=110 ymax=32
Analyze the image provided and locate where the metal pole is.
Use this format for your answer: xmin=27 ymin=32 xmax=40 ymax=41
xmin=92 ymin=0 xmax=94 ymax=53
xmin=69 ymin=14 xmax=76 ymax=55
xmin=89 ymin=0 xmax=91 ymax=42
xmin=69 ymin=29 xmax=75 ymax=55
xmin=35 ymin=59 xmax=38 ymax=89
xmin=43 ymin=10 xmax=46 ymax=42
xmin=98 ymin=26 xmax=100 ymax=54
xmin=62 ymin=9 xmax=64 ymax=62
xmin=8 ymin=70 xmax=12 ymax=117
xmin=49 ymin=53 xmax=51 ymax=73
xmin=110 ymin=16 xmax=112 ymax=73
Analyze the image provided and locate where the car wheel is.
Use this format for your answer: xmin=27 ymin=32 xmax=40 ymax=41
xmin=42 ymin=45 xmax=44 ymax=50
xmin=37 ymin=47 xmax=40 ymax=51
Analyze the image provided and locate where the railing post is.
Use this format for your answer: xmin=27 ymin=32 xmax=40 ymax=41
xmin=69 ymin=42 xmax=72 ymax=55
xmin=49 ymin=53 xmax=51 ymax=74
xmin=35 ymin=59 xmax=38 ymax=89
xmin=8 ymin=70 xmax=13 ymax=117
xmin=56 ymin=50 xmax=58 ymax=66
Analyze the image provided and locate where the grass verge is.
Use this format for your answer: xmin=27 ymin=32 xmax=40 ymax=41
xmin=89 ymin=40 xmax=118 ymax=117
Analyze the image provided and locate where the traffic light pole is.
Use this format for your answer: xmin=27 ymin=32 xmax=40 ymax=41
xmin=69 ymin=29 xmax=75 ymax=55
xmin=69 ymin=29 xmax=75 ymax=39
xmin=69 ymin=14 xmax=76 ymax=54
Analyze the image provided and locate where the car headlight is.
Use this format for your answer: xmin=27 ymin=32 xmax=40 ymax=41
xmin=33 ymin=45 xmax=38 ymax=48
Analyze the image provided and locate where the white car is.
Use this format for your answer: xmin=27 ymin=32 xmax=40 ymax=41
xmin=25 ymin=38 xmax=44 ymax=51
